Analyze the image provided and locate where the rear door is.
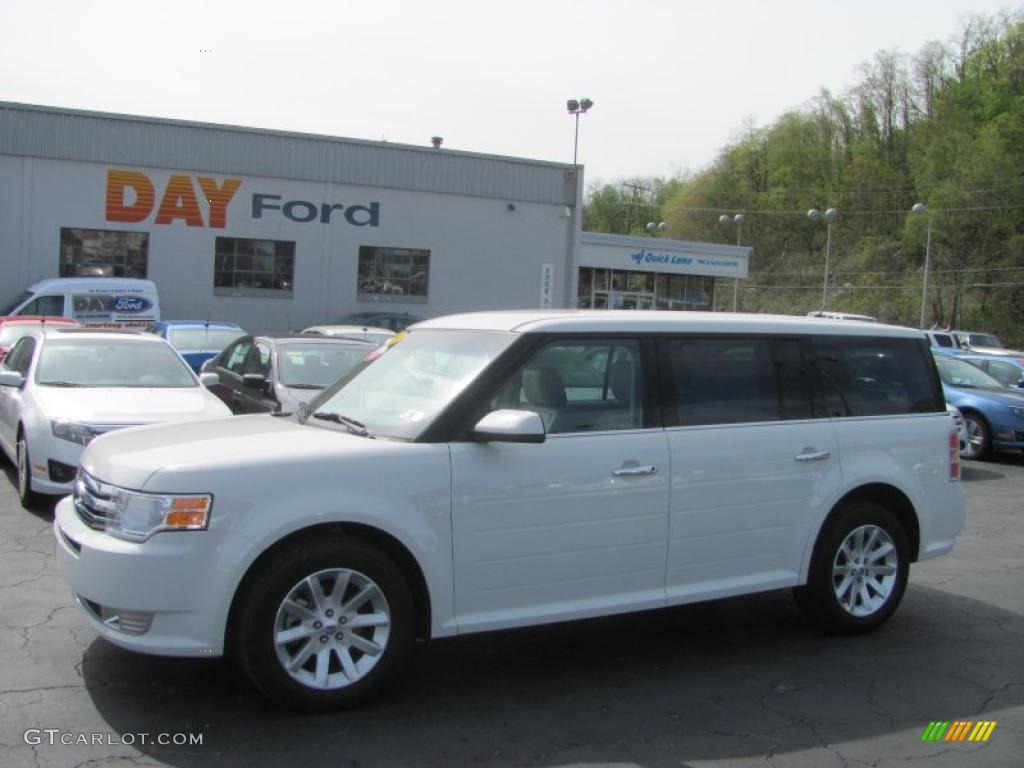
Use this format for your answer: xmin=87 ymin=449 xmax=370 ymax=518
xmin=659 ymin=335 xmax=840 ymax=604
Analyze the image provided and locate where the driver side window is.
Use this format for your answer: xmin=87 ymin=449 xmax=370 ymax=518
xmin=491 ymin=339 xmax=644 ymax=434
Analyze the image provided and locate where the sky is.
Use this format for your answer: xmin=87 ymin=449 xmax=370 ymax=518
xmin=1 ymin=0 xmax=1019 ymax=185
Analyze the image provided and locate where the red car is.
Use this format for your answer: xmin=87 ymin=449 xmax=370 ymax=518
xmin=0 ymin=316 xmax=81 ymax=363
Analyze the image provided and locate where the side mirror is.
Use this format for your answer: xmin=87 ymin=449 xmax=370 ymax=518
xmin=471 ymin=409 xmax=545 ymax=443
xmin=199 ymin=372 xmax=219 ymax=387
xmin=0 ymin=370 xmax=25 ymax=388
xmin=243 ymin=373 xmax=266 ymax=389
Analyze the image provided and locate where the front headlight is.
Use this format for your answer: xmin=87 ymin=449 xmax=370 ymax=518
xmin=106 ymin=490 xmax=212 ymax=541
xmin=75 ymin=474 xmax=212 ymax=541
xmin=51 ymin=420 xmax=96 ymax=445
xmin=1011 ymin=407 xmax=1024 ymax=419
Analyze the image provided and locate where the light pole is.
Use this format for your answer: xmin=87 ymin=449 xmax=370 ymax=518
xmin=912 ymin=202 xmax=933 ymax=328
xmin=718 ymin=213 xmax=744 ymax=311
xmin=566 ymin=98 xmax=594 ymax=165
xmin=807 ymin=207 xmax=839 ymax=310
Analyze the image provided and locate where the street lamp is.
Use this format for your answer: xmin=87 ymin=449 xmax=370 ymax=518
xmin=807 ymin=207 xmax=839 ymax=310
xmin=718 ymin=213 xmax=745 ymax=311
xmin=912 ymin=203 xmax=933 ymax=329
xmin=566 ymin=98 xmax=594 ymax=165
xmin=645 ymin=221 xmax=667 ymax=235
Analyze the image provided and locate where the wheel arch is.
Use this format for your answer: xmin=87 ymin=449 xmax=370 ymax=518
xmin=818 ymin=483 xmax=921 ymax=563
xmin=225 ymin=522 xmax=433 ymax=653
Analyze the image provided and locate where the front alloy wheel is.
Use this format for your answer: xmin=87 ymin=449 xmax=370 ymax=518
xmin=16 ymin=436 xmax=40 ymax=509
xmin=960 ymin=414 xmax=990 ymax=460
xmin=273 ymin=568 xmax=392 ymax=690
xmin=236 ymin=538 xmax=414 ymax=711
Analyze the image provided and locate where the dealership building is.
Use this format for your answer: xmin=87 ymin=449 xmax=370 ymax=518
xmin=0 ymin=102 xmax=750 ymax=331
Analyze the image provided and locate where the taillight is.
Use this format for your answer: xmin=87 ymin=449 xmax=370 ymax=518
xmin=949 ymin=432 xmax=961 ymax=481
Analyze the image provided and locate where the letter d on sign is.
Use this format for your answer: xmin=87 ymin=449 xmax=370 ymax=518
xmin=106 ymin=170 xmax=155 ymax=223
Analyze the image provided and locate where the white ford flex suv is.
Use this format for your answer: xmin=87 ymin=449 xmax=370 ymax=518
xmin=54 ymin=311 xmax=966 ymax=710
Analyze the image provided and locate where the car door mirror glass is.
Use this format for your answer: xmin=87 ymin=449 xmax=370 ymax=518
xmin=471 ymin=409 xmax=545 ymax=443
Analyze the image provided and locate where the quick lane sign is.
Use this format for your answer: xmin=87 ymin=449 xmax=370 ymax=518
xmin=104 ymin=170 xmax=380 ymax=229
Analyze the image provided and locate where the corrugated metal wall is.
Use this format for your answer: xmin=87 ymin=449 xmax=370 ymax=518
xmin=0 ymin=102 xmax=579 ymax=206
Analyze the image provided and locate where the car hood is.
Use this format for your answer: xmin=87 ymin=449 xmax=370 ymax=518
xmin=967 ymin=346 xmax=1024 ymax=357
xmin=80 ymin=414 xmax=385 ymax=489
xmin=37 ymin=386 xmax=231 ymax=424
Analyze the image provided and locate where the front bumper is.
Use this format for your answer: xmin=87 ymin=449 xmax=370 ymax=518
xmin=54 ymin=496 xmax=227 ymax=656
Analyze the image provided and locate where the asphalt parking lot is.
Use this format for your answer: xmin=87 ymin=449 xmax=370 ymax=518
xmin=0 ymin=456 xmax=1021 ymax=768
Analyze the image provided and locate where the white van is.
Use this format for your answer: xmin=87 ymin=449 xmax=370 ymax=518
xmin=3 ymin=278 xmax=160 ymax=328
xmin=54 ymin=310 xmax=965 ymax=710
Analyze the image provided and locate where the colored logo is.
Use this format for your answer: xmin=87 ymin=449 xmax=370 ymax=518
xmin=920 ymin=721 xmax=997 ymax=742
xmin=109 ymin=296 xmax=153 ymax=313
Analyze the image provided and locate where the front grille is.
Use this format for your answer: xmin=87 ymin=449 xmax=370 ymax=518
xmin=73 ymin=471 xmax=116 ymax=531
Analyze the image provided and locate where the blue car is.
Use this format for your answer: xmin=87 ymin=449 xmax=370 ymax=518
xmin=151 ymin=320 xmax=246 ymax=372
xmin=933 ymin=354 xmax=1024 ymax=460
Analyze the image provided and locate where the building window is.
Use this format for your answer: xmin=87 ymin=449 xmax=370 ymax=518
xmin=214 ymin=237 xmax=294 ymax=295
xmin=358 ymin=246 xmax=429 ymax=299
xmin=59 ymin=228 xmax=148 ymax=277
xmin=576 ymin=268 xmax=714 ymax=311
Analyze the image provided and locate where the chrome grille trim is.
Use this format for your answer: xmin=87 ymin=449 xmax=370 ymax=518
xmin=73 ymin=471 xmax=116 ymax=531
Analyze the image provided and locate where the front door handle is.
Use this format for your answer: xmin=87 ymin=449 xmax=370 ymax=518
xmin=612 ymin=464 xmax=658 ymax=477
xmin=795 ymin=450 xmax=831 ymax=462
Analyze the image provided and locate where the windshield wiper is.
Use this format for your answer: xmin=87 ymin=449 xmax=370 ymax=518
xmin=270 ymin=410 xmax=294 ymax=418
xmin=39 ymin=380 xmax=83 ymax=387
xmin=286 ymin=383 xmax=323 ymax=390
xmin=311 ymin=411 xmax=374 ymax=438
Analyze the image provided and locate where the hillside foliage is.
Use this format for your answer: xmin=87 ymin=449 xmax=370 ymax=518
xmin=583 ymin=12 xmax=1024 ymax=345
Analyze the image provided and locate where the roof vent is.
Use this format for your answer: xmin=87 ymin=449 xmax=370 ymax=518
xmin=431 ymin=136 xmax=443 ymax=149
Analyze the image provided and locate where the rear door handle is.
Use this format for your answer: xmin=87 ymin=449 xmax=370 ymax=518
xmin=612 ymin=465 xmax=658 ymax=477
xmin=795 ymin=450 xmax=831 ymax=462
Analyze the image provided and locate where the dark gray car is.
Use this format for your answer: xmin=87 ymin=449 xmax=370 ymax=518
xmin=202 ymin=334 xmax=375 ymax=414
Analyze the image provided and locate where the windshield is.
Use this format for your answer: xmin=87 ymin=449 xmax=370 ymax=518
xmin=967 ymin=333 xmax=1003 ymax=348
xmin=36 ymin=339 xmax=198 ymax=388
xmin=934 ymin=357 xmax=1004 ymax=390
xmin=167 ymin=327 xmax=245 ymax=350
xmin=2 ymin=291 xmax=33 ymax=316
xmin=279 ymin=344 xmax=370 ymax=388
xmin=307 ymin=329 xmax=516 ymax=439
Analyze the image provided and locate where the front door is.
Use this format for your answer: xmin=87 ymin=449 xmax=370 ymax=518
xmin=450 ymin=337 xmax=670 ymax=632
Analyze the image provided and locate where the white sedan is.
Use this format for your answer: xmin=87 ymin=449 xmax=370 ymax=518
xmin=0 ymin=328 xmax=231 ymax=507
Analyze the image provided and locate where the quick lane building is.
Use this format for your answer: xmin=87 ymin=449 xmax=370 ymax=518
xmin=0 ymin=102 xmax=750 ymax=329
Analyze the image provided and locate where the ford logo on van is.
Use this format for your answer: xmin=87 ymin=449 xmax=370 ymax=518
xmin=109 ymin=296 xmax=152 ymax=313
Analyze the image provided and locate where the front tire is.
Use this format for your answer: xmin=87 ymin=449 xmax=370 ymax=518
xmin=794 ymin=501 xmax=910 ymax=635
xmin=235 ymin=537 xmax=414 ymax=711
xmin=16 ymin=434 xmax=42 ymax=509
xmin=961 ymin=412 xmax=990 ymax=460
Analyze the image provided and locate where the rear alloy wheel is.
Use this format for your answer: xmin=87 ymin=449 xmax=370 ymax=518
xmin=16 ymin=435 xmax=42 ymax=509
xmin=235 ymin=538 xmax=414 ymax=711
xmin=794 ymin=501 xmax=909 ymax=635
xmin=960 ymin=413 xmax=990 ymax=460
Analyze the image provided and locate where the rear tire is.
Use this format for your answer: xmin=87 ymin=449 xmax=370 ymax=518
xmin=234 ymin=537 xmax=414 ymax=711
xmin=794 ymin=500 xmax=910 ymax=635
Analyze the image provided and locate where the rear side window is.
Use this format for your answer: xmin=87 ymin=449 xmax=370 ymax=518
xmin=663 ymin=337 xmax=814 ymax=427
xmin=814 ymin=336 xmax=943 ymax=417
